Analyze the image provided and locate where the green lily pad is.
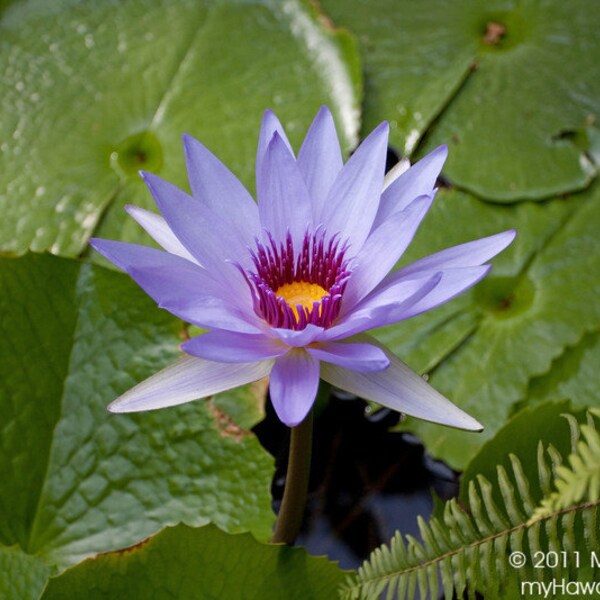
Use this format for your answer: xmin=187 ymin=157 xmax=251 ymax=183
xmin=0 ymin=253 xmax=274 ymax=574
xmin=42 ymin=524 xmax=346 ymax=600
xmin=0 ymin=545 xmax=49 ymax=600
xmin=0 ymin=0 xmax=361 ymax=256
xmin=212 ymin=377 xmax=268 ymax=431
xmin=525 ymin=330 xmax=600 ymax=410
xmin=375 ymin=184 xmax=600 ymax=468
xmin=320 ymin=0 xmax=599 ymax=200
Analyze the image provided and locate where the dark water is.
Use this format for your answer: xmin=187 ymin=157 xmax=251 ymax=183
xmin=254 ymin=389 xmax=460 ymax=570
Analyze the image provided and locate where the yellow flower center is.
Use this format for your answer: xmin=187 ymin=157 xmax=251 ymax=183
xmin=276 ymin=281 xmax=329 ymax=320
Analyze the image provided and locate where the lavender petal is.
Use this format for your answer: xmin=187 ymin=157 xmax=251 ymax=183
xmin=323 ymin=273 xmax=442 ymax=340
xmin=297 ymin=106 xmax=344 ymax=218
xmin=124 ymin=205 xmax=197 ymax=263
xmin=269 ymin=350 xmax=320 ymax=427
xmin=257 ymin=132 xmax=313 ymax=247
xmin=140 ymin=171 xmax=254 ymax=289
xmin=306 ymin=340 xmax=389 ymax=372
xmin=90 ymin=239 xmax=260 ymax=333
xmin=182 ymin=330 xmax=288 ymax=363
xmin=343 ymin=194 xmax=434 ymax=309
xmin=373 ymin=145 xmax=447 ymax=229
xmin=109 ymin=356 xmax=274 ymax=413
xmin=183 ymin=133 xmax=260 ymax=236
xmin=318 ymin=122 xmax=389 ymax=255
xmin=393 ymin=229 xmax=517 ymax=278
xmin=256 ymin=109 xmax=294 ymax=184
xmin=321 ymin=335 xmax=483 ymax=431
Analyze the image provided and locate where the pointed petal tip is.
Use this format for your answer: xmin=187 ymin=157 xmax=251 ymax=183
xmin=88 ymin=237 xmax=114 ymax=256
xmin=181 ymin=132 xmax=194 ymax=151
xmin=316 ymin=104 xmax=333 ymax=119
xmin=138 ymin=169 xmax=152 ymax=185
xmin=419 ymin=144 xmax=448 ymax=169
xmin=359 ymin=120 xmax=389 ymax=144
xmin=107 ymin=398 xmax=130 ymax=414
xmin=357 ymin=120 xmax=390 ymax=153
xmin=181 ymin=131 xmax=195 ymax=143
xmin=260 ymin=109 xmax=279 ymax=129
xmin=434 ymin=143 xmax=448 ymax=157
xmin=308 ymin=105 xmax=337 ymax=136
xmin=139 ymin=170 xmax=159 ymax=195
xmin=428 ymin=398 xmax=484 ymax=432
xmin=431 ymin=144 xmax=448 ymax=167
xmin=182 ymin=132 xmax=203 ymax=156
xmin=138 ymin=170 xmax=167 ymax=188
xmin=88 ymin=237 xmax=101 ymax=250
xmin=489 ymin=228 xmax=518 ymax=254
xmin=460 ymin=414 xmax=484 ymax=432
xmin=478 ymin=263 xmax=493 ymax=280
xmin=375 ymin=120 xmax=390 ymax=135
xmin=107 ymin=396 xmax=158 ymax=414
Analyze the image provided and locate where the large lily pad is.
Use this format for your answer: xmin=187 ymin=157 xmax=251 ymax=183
xmin=525 ymin=330 xmax=600 ymax=410
xmin=320 ymin=0 xmax=599 ymax=200
xmin=0 ymin=253 xmax=275 ymax=574
xmin=42 ymin=524 xmax=346 ymax=599
xmin=375 ymin=184 xmax=600 ymax=468
xmin=0 ymin=0 xmax=360 ymax=256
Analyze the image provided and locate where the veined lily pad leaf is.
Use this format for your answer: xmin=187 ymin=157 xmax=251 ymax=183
xmin=0 ymin=545 xmax=49 ymax=600
xmin=0 ymin=253 xmax=274 ymax=574
xmin=0 ymin=0 xmax=360 ymax=256
xmin=42 ymin=524 xmax=346 ymax=600
xmin=320 ymin=0 xmax=599 ymax=200
xmin=375 ymin=184 xmax=600 ymax=468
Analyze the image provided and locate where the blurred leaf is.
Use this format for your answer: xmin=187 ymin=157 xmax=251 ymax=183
xmin=0 ymin=253 xmax=274 ymax=574
xmin=0 ymin=0 xmax=361 ymax=256
xmin=0 ymin=545 xmax=49 ymax=600
xmin=320 ymin=0 xmax=599 ymax=200
xmin=376 ymin=184 xmax=600 ymax=468
xmin=42 ymin=524 xmax=346 ymax=600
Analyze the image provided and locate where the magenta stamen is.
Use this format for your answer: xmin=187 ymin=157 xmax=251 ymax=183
xmin=245 ymin=230 xmax=351 ymax=330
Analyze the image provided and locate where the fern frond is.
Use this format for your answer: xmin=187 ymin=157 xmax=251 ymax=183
xmin=339 ymin=412 xmax=600 ymax=600
xmin=532 ymin=412 xmax=600 ymax=520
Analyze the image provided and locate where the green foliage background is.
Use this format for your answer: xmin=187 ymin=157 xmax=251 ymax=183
xmin=1 ymin=0 xmax=598 ymax=597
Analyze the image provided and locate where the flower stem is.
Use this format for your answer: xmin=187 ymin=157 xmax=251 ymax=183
xmin=271 ymin=409 xmax=314 ymax=545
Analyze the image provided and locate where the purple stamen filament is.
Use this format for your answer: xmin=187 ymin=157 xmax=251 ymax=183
xmin=246 ymin=230 xmax=351 ymax=330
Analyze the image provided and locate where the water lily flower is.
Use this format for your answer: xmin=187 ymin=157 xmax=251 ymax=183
xmin=91 ymin=107 xmax=515 ymax=430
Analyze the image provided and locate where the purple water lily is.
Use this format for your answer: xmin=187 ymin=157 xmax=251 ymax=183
xmin=91 ymin=107 xmax=515 ymax=429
